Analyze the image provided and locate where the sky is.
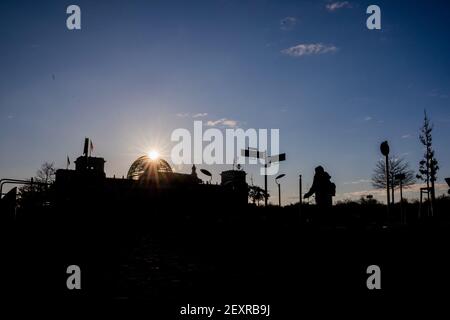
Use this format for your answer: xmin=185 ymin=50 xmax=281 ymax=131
xmin=1 ymin=0 xmax=449 ymax=204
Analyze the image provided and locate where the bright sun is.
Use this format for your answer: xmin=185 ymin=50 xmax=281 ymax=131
xmin=148 ymin=150 xmax=160 ymax=160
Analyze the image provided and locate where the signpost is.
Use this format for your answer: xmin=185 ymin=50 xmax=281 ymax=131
xmin=275 ymin=174 xmax=286 ymax=207
xmin=242 ymin=148 xmax=286 ymax=206
xmin=242 ymin=148 xmax=266 ymax=159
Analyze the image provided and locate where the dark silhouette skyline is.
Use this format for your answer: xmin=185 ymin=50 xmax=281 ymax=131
xmin=2 ymin=1 xmax=450 ymax=206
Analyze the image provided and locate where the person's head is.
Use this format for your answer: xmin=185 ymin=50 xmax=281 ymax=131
xmin=315 ymin=166 xmax=325 ymax=174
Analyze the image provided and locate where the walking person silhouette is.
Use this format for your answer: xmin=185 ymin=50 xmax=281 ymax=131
xmin=304 ymin=166 xmax=335 ymax=225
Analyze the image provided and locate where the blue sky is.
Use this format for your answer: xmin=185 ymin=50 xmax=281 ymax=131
xmin=1 ymin=0 xmax=449 ymax=204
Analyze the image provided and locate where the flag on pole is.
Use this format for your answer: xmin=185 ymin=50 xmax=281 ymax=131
xmin=83 ymin=138 xmax=89 ymax=156
xmin=66 ymin=156 xmax=70 ymax=169
xmin=89 ymin=140 xmax=94 ymax=156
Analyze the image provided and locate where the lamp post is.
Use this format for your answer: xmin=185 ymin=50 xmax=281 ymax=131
xmin=395 ymin=173 xmax=406 ymax=224
xmin=299 ymin=174 xmax=302 ymax=218
xmin=275 ymin=174 xmax=286 ymax=207
xmin=264 ymin=163 xmax=268 ymax=206
xmin=380 ymin=141 xmax=390 ymax=219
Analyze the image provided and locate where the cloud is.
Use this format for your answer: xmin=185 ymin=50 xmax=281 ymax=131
xmin=176 ymin=112 xmax=208 ymax=118
xmin=177 ymin=113 xmax=238 ymax=127
xmin=364 ymin=116 xmax=373 ymax=121
xmin=401 ymin=134 xmax=411 ymax=139
xmin=280 ymin=17 xmax=297 ymax=30
xmin=281 ymin=43 xmax=338 ymax=57
xmin=193 ymin=113 xmax=208 ymax=118
xmin=429 ymin=89 xmax=449 ymax=99
xmin=222 ymin=119 xmax=238 ymax=127
xmin=343 ymin=179 xmax=371 ymax=185
xmin=400 ymin=152 xmax=410 ymax=157
xmin=326 ymin=1 xmax=352 ymax=11
xmin=206 ymin=118 xmax=238 ymax=128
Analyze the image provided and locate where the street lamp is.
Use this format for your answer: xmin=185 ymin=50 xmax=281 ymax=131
xmin=380 ymin=141 xmax=390 ymax=215
xmin=275 ymin=174 xmax=286 ymax=207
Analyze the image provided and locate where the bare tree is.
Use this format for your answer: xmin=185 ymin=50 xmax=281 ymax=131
xmin=36 ymin=162 xmax=56 ymax=184
xmin=18 ymin=162 xmax=56 ymax=207
xmin=372 ymin=156 xmax=415 ymax=203
xmin=417 ymin=110 xmax=439 ymax=206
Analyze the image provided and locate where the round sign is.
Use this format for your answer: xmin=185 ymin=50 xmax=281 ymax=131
xmin=380 ymin=141 xmax=389 ymax=156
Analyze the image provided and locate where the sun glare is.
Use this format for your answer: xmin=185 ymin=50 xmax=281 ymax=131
xmin=148 ymin=150 xmax=160 ymax=160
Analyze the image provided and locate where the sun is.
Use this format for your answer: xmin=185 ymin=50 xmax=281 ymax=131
xmin=147 ymin=150 xmax=160 ymax=161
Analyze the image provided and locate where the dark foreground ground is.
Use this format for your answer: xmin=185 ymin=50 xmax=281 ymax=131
xmin=8 ymin=201 xmax=450 ymax=315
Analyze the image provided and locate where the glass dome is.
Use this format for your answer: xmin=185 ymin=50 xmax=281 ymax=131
xmin=127 ymin=155 xmax=173 ymax=180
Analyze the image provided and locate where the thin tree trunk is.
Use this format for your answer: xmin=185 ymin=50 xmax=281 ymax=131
xmin=431 ymin=178 xmax=436 ymax=215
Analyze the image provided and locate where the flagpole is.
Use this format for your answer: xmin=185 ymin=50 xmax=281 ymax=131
xmin=89 ymin=140 xmax=93 ymax=157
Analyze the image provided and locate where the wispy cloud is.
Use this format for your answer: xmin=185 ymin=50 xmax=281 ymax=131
xmin=400 ymin=152 xmax=410 ymax=157
xmin=193 ymin=113 xmax=208 ymax=118
xmin=361 ymin=115 xmax=384 ymax=123
xmin=281 ymin=43 xmax=338 ymax=57
xmin=206 ymin=118 xmax=238 ymax=128
xmin=401 ymin=134 xmax=411 ymax=139
xmin=176 ymin=112 xmax=208 ymax=118
xmin=326 ymin=1 xmax=352 ymax=12
xmin=428 ymin=88 xmax=449 ymax=99
xmin=343 ymin=179 xmax=371 ymax=185
xmin=177 ymin=113 xmax=238 ymax=127
xmin=280 ymin=17 xmax=297 ymax=31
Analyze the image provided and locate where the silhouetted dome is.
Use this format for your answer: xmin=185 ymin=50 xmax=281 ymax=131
xmin=127 ymin=155 xmax=173 ymax=180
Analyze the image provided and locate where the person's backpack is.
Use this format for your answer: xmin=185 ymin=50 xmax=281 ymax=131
xmin=323 ymin=172 xmax=336 ymax=197
xmin=329 ymin=182 xmax=336 ymax=197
